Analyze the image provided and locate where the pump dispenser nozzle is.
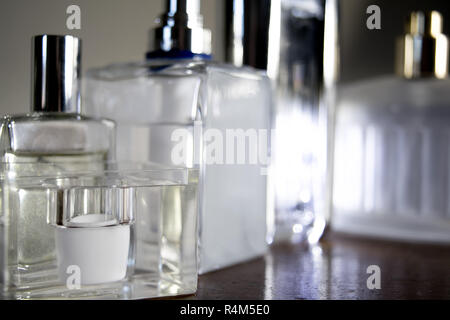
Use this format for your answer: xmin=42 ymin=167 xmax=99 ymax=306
xmin=152 ymin=0 xmax=211 ymax=56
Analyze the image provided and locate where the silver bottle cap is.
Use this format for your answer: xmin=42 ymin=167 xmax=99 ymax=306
xmin=32 ymin=35 xmax=81 ymax=113
xmin=396 ymin=11 xmax=449 ymax=79
xmin=153 ymin=0 xmax=212 ymax=55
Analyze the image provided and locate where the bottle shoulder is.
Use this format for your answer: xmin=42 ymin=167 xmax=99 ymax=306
xmin=2 ymin=112 xmax=114 ymax=128
xmin=0 ymin=112 xmax=114 ymax=155
xmin=86 ymin=59 xmax=269 ymax=82
xmin=84 ymin=60 xmax=271 ymax=124
xmin=338 ymin=75 xmax=450 ymax=119
xmin=86 ymin=60 xmax=206 ymax=81
xmin=205 ymin=62 xmax=269 ymax=81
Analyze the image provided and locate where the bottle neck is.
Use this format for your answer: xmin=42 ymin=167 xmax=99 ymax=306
xmin=396 ymin=11 xmax=449 ymax=79
xmin=148 ymin=0 xmax=212 ymax=60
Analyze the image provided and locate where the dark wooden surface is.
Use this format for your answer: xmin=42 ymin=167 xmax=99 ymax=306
xmin=189 ymin=231 xmax=450 ymax=299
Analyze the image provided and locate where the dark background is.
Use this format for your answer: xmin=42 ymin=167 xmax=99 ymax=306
xmin=340 ymin=0 xmax=450 ymax=82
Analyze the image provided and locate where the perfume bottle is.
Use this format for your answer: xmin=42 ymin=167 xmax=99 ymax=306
xmin=1 ymin=161 xmax=199 ymax=299
xmin=1 ymin=35 xmax=199 ymax=300
xmin=0 ymin=35 xmax=114 ymax=276
xmin=84 ymin=0 xmax=272 ymax=274
xmin=225 ymin=0 xmax=331 ymax=244
xmin=332 ymin=11 xmax=450 ymax=243
xmin=270 ymin=0 xmax=326 ymax=244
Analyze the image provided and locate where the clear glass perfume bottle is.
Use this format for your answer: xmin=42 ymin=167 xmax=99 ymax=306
xmin=84 ymin=0 xmax=272 ymax=274
xmin=0 ymin=35 xmax=114 ymax=278
xmin=224 ymin=0 xmax=332 ymax=244
xmin=332 ymin=11 xmax=450 ymax=243
xmin=1 ymin=35 xmax=199 ymax=299
xmin=271 ymin=0 xmax=326 ymax=244
xmin=1 ymin=161 xmax=199 ymax=299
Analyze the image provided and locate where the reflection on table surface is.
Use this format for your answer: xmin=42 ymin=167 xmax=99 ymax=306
xmin=188 ymin=231 xmax=450 ymax=300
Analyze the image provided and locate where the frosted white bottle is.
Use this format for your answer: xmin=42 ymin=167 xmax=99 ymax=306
xmin=332 ymin=11 xmax=450 ymax=243
xmin=84 ymin=0 xmax=272 ymax=274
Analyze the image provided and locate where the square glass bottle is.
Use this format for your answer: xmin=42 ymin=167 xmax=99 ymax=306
xmin=0 ymin=35 xmax=199 ymax=299
xmin=84 ymin=0 xmax=273 ymax=274
xmin=0 ymin=35 xmax=115 ymax=278
xmin=0 ymin=162 xmax=199 ymax=299
xmin=332 ymin=11 xmax=450 ymax=243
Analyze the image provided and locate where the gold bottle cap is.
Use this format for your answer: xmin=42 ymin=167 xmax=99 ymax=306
xmin=396 ymin=11 xmax=449 ymax=79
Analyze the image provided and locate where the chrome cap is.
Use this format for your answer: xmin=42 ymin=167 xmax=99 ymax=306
xmin=32 ymin=35 xmax=81 ymax=113
xmin=153 ymin=0 xmax=211 ymax=55
xmin=396 ymin=11 xmax=449 ymax=79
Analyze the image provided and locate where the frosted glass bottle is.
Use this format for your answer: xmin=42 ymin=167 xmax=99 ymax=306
xmin=85 ymin=60 xmax=272 ymax=274
xmin=332 ymin=11 xmax=450 ymax=243
xmin=84 ymin=0 xmax=272 ymax=274
xmin=333 ymin=76 xmax=450 ymax=242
